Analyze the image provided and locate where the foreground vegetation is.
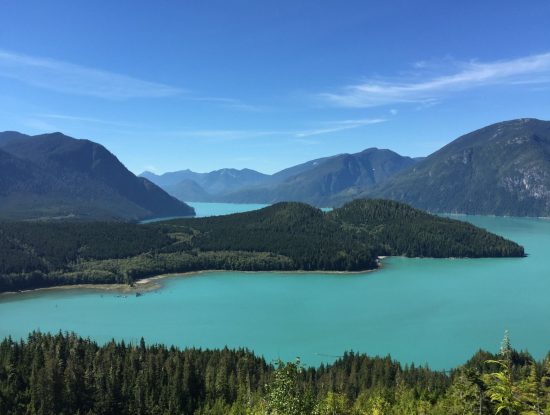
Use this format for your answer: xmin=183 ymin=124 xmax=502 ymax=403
xmin=0 ymin=200 xmax=524 ymax=293
xmin=0 ymin=331 xmax=548 ymax=414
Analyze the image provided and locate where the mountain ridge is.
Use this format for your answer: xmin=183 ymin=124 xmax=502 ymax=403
xmin=362 ymin=118 xmax=550 ymax=216
xmin=4 ymin=117 xmax=550 ymax=218
xmin=0 ymin=131 xmax=195 ymax=221
xmin=146 ymin=118 xmax=550 ymax=217
xmin=143 ymin=147 xmax=416 ymax=205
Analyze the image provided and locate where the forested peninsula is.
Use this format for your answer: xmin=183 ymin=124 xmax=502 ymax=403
xmin=0 ymin=199 xmax=524 ymax=293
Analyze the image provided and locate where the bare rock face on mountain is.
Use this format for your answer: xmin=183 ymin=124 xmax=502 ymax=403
xmin=0 ymin=131 xmax=195 ymax=220
xmin=368 ymin=119 xmax=550 ymax=216
xmin=142 ymin=118 xmax=550 ymax=217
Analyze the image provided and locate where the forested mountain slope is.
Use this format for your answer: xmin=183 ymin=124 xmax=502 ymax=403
xmin=0 ymin=131 xmax=195 ymax=220
xmin=221 ymin=148 xmax=416 ymax=205
xmin=366 ymin=118 xmax=550 ymax=216
xmin=143 ymin=119 xmax=550 ymax=216
xmin=0 ymin=199 xmax=523 ymax=293
xmin=141 ymin=148 xmax=415 ymax=205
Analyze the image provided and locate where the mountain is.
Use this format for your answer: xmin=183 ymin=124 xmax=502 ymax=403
xmin=267 ymin=155 xmax=336 ymax=184
xmin=164 ymin=179 xmax=213 ymax=202
xmin=142 ymin=149 xmax=415 ymax=205
xmin=141 ymin=168 xmax=270 ymax=201
xmin=0 ymin=131 xmax=195 ymax=220
xmin=222 ymin=148 xmax=417 ymax=206
xmin=0 ymin=130 xmax=29 ymax=147
xmin=140 ymin=169 xmax=202 ymax=187
xmin=365 ymin=118 xmax=550 ymax=216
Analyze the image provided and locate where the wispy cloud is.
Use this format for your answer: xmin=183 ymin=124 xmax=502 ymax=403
xmin=0 ymin=49 xmax=183 ymax=99
xmin=166 ymin=119 xmax=385 ymax=142
xmin=295 ymin=118 xmax=386 ymax=137
xmin=320 ymin=52 xmax=550 ymax=108
xmin=0 ymin=50 xmax=263 ymax=110
xmin=36 ymin=113 xmax=138 ymax=128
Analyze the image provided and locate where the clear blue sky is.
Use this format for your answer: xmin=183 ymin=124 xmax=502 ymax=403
xmin=1 ymin=1 xmax=550 ymax=174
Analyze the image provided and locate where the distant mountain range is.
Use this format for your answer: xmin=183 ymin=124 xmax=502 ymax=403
xmin=2 ymin=118 xmax=549 ymax=221
xmin=140 ymin=168 xmax=270 ymax=202
xmin=142 ymin=148 xmax=417 ymax=206
xmin=142 ymin=118 xmax=550 ymax=217
xmin=0 ymin=131 xmax=195 ymax=221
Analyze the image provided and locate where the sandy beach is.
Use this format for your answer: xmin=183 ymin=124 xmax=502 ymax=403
xmin=0 ymin=264 xmax=384 ymax=299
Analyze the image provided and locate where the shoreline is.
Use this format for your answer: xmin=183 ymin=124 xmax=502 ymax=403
xmin=0 ymin=263 xmax=384 ymax=299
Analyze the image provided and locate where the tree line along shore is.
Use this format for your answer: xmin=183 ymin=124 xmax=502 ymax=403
xmin=0 ymin=199 xmax=524 ymax=294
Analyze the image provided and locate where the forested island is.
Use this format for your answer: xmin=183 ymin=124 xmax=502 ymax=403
xmin=0 ymin=199 xmax=524 ymax=293
xmin=0 ymin=331 xmax=548 ymax=414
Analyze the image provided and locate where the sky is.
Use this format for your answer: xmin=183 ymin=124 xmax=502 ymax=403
xmin=1 ymin=1 xmax=550 ymax=175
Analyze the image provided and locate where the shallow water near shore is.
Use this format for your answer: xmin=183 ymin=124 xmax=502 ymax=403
xmin=1 ymin=203 xmax=549 ymax=370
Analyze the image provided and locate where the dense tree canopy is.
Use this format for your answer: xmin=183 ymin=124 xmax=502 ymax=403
xmin=0 ymin=200 xmax=524 ymax=293
xmin=0 ymin=332 xmax=547 ymax=415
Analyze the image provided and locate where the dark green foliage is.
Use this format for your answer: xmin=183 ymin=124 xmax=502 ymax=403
xmin=0 ymin=222 xmax=173 ymax=267
xmin=170 ymin=202 xmax=377 ymax=271
xmin=0 ymin=332 xmax=445 ymax=415
xmin=0 ymin=200 xmax=523 ymax=293
xmin=329 ymin=199 xmax=525 ymax=258
xmin=0 ymin=222 xmax=173 ymax=291
xmin=0 ymin=332 xmax=269 ymax=415
xmin=0 ymin=332 xmax=548 ymax=415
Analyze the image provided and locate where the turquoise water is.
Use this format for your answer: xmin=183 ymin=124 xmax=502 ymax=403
xmin=142 ymin=202 xmax=328 ymax=223
xmin=141 ymin=202 xmax=269 ymax=223
xmin=1 ymin=205 xmax=549 ymax=370
xmin=189 ymin=202 xmax=269 ymax=217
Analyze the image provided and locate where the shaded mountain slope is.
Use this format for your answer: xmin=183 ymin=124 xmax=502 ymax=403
xmin=142 ymin=149 xmax=415 ymax=205
xmin=0 ymin=131 xmax=195 ymax=220
xmin=222 ymin=148 xmax=416 ymax=206
xmin=164 ymin=179 xmax=212 ymax=202
xmin=141 ymin=168 xmax=270 ymax=200
xmin=365 ymin=119 xmax=550 ymax=216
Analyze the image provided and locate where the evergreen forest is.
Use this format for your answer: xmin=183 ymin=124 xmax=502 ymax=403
xmin=0 ymin=200 xmax=524 ymax=293
xmin=0 ymin=331 xmax=548 ymax=415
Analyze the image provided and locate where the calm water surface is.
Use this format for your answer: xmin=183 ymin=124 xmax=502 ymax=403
xmin=1 ymin=204 xmax=549 ymax=370
xmin=140 ymin=202 xmax=269 ymax=223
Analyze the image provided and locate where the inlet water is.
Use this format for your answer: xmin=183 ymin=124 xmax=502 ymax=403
xmin=1 ymin=204 xmax=549 ymax=370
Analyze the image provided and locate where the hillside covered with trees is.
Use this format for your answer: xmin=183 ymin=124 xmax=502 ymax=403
xmin=0 ymin=200 xmax=524 ymax=293
xmin=366 ymin=119 xmax=550 ymax=217
xmin=0 ymin=131 xmax=195 ymax=221
xmin=0 ymin=331 xmax=548 ymax=415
